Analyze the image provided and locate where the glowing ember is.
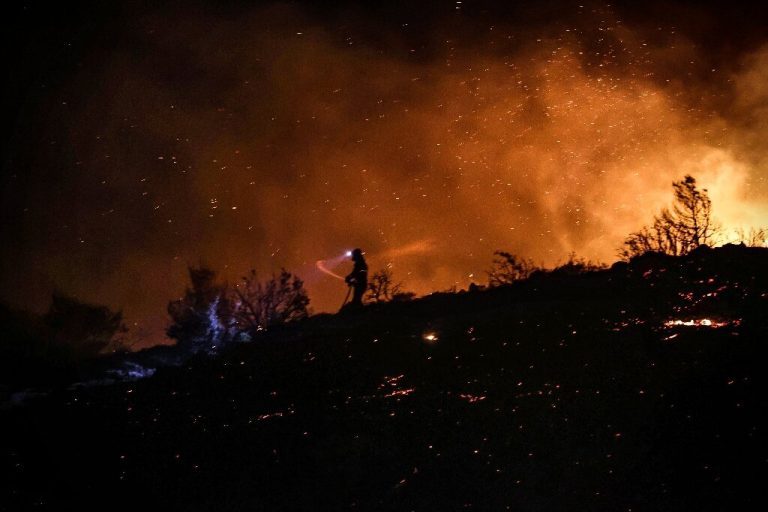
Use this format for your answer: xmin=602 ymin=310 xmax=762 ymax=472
xmin=663 ymin=318 xmax=740 ymax=328
xmin=381 ymin=375 xmax=405 ymax=388
xmin=459 ymin=393 xmax=486 ymax=403
xmin=422 ymin=332 xmax=439 ymax=343
xmin=252 ymin=412 xmax=284 ymax=422
xmin=383 ymin=388 xmax=416 ymax=398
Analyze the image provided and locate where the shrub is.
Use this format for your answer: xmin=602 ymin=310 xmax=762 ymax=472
xmin=550 ymin=252 xmax=607 ymax=276
xmin=232 ymin=268 xmax=310 ymax=335
xmin=167 ymin=266 xmax=234 ymax=353
xmin=366 ymin=268 xmax=406 ymax=303
xmin=487 ymin=251 xmax=537 ymax=286
xmin=45 ymin=293 xmax=126 ymax=358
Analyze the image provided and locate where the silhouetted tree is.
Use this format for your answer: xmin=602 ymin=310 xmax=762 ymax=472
xmin=45 ymin=293 xmax=126 ymax=357
xmin=232 ymin=268 xmax=309 ymax=334
xmin=487 ymin=251 xmax=537 ymax=286
xmin=366 ymin=268 xmax=404 ymax=303
xmin=167 ymin=266 xmax=234 ymax=353
xmin=622 ymin=175 xmax=718 ymax=258
xmin=1 ymin=298 xmax=127 ymax=388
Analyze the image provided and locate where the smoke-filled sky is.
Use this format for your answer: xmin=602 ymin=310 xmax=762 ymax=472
xmin=2 ymin=0 xmax=768 ymax=346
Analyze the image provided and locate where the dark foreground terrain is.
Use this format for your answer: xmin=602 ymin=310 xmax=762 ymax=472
xmin=3 ymin=245 xmax=768 ymax=511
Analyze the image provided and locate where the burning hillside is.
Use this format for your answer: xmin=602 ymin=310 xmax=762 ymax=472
xmin=3 ymin=244 xmax=768 ymax=511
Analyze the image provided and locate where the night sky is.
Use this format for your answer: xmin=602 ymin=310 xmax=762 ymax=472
xmin=2 ymin=0 xmax=768 ymax=346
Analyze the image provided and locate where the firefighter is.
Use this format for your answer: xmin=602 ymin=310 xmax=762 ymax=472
xmin=344 ymin=248 xmax=368 ymax=308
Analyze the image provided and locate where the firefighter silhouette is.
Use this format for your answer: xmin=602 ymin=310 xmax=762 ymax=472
xmin=344 ymin=248 xmax=368 ymax=308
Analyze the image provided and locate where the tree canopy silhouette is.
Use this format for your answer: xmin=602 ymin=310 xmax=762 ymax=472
xmin=45 ymin=293 xmax=126 ymax=357
xmin=232 ymin=268 xmax=310 ymax=335
xmin=167 ymin=265 xmax=233 ymax=353
xmin=167 ymin=266 xmax=310 ymax=352
xmin=487 ymin=251 xmax=537 ymax=287
xmin=622 ymin=175 xmax=718 ymax=258
xmin=366 ymin=268 xmax=410 ymax=303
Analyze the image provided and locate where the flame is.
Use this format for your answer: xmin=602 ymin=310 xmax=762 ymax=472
xmin=422 ymin=332 xmax=439 ymax=343
xmin=663 ymin=318 xmax=739 ymax=328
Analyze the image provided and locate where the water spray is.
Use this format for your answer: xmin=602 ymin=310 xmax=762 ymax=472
xmin=317 ymin=250 xmax=356 ymax=309
xmin=315 ymin=250 xmax=352 ymax=281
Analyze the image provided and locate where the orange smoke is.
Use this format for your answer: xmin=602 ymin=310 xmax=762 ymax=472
xmin=3 ymin=3 xmax=768 ymax=347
